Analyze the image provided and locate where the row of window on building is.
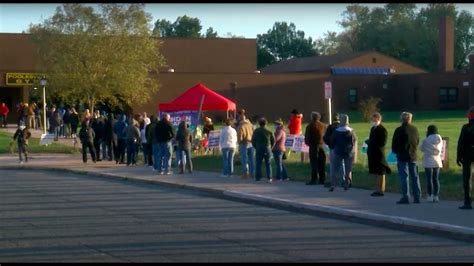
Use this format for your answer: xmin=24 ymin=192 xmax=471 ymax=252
xmin=346 ymin=87 xmax=458 ymax=104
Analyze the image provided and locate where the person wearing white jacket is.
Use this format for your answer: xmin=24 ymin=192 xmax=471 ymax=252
xmin=420 ymin=125 xmax=443 ymax=202
xmin=219 ymin=118 xmax=238 ymax=177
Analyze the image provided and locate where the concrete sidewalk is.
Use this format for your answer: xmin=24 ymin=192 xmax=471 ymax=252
xmin=0 ymin=153 xmax=473 ymax=242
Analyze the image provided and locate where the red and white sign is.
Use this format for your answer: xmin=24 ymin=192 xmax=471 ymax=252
xmin=324 ymin=81 xmax=332 ymax=99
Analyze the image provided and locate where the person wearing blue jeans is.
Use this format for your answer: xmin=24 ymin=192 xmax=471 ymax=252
xmin=221 ymin=147 xmax=235 ymax=176
xmin=157 ymin=141 xmax=173 ymax=173
xmin=420 ymin=125 xmax=443 ymax=202
xmin=397 ymin=161 xmax=421 ymax=201
xmin=272 ymin=118 xmax=288 ymax=181
xmin=392 ymin=112 xmax=421 ymax=204
xmin=219 ymin=118 xmax=237 ymax=177
xmin=237 ymin=110 xmax=255 ymax=179
xmin=152 ymin=143 xmax=161 ymax=171
xmin=256 ymin=147 xmax=272 ymax=181
xmin=239 ymin=143 xmax=254 ymax=177
xmin=154 ymin=113 xmax=175 ymax=175
xmin=252 ymin=118 xmax=275 ymax=182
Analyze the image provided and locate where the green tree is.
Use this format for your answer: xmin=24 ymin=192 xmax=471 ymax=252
xmin=205 ymin=27 xmax=218 ymax=38
xmin=257 ymin=22 xmax=318 ymax=69
xmin=28 ymin=4 xmax=165 ymax=113
xmin=172 ymin=15 xmax=202 ymax=37
xmin=333 ymin=3 xmax=473 ymax=72
xmin=152 ymin=19 xmax=174 ymax=37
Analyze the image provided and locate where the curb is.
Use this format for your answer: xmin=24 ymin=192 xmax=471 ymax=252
xmin=2 ymin=165 xmax=473 ymax=243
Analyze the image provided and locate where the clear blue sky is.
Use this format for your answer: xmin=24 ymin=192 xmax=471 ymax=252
xmin=1 ymin=4 xmax=473 ymax=40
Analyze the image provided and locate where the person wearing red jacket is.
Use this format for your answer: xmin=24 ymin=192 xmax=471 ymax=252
xmin=0 ymin=102 xmax=9 ymax=128
xmin=288 ymin=109 xmax=303 ymax=135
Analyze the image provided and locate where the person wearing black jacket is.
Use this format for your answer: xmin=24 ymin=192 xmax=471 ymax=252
xmin=456 ymin=107 xmax=474 ymax=210
xmin=104 ymin=113 xmax=115 ymax=161
xmin=70 ymin=108 xmax=80 ymax=138
xmin=392 ymin=112 xmax=420 ymax=204
xmin=323 ymin=113 xmax=342 ymax=188
xmin=367 ymin=112 xmax=391 ymax=197
xmin=13 ymin=123 xmax=31 ymax=164
xmin=155 ymin=113 xmax=175 ymax=174
xmin=91 ymin=110 xmax=106 ymax=161
xmin=79 ymin=120 xmax=97 ymax=163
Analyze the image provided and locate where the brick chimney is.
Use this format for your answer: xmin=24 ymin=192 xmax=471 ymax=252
xmin=439 ymin=16 xmax=454 ymax=72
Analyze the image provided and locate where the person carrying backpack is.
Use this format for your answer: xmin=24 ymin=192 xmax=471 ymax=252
xmin=79 ymin=120 xmax=97 ymax=163
xmin=13 ymin=123 xmax=31 ymax=164
xmin=330 ymin=114 xmax=357 ymax=191
xmin=456 ymin=107 xmax=474 ymax=210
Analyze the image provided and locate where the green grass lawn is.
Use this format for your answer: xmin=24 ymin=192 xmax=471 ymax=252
xmin=193 ymin=110 xmax=468 ymax=201
xmin=0 ymin=131 xmax=78 ymax=154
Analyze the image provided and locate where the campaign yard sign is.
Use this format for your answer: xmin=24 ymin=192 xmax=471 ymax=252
xmin=285 ymin=134 xmax=296 ymax=148
xmin=292 ymin=135 xmax=309 ymax=153
xmin=207 ymin=130 xmax=221 ymax=148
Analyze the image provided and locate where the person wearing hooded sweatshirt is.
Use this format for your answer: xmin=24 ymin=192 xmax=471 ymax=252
xmin=420 ymin=125 xmax=443 ymax=203
xmin=113 ymin=114 xmax=128 ymax=164
xmin=13 ymin=123 xmax=31 ymax=164
xmin=330 ymin=114 xmax=357 ymax=191
xmin=456 ymin=106 xmax=474 ymax=210
xmin=324 ymin=113 xmax=344 ymax=188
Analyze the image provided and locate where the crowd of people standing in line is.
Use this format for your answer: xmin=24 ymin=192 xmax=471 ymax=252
xmin=4 ymin=100 xmax=473 ymax=210
xmin=216 ymin=107 xmax=473 ymax=210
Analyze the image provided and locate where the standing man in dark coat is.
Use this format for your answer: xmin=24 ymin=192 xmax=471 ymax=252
xmin=392 ymin=112 xmax=420 ymax=204
xmin=367 ymin=112 xmax=391 ymax=197
xmin=79 ymin=120 xmax=97 ymax=164
xmin=91 ymin=110 xmax=105 ymax=161
xmin=323 ymin=113 xmax=342 ymax=187
xmin=104 ymin=113 xmax=115 ymax=161
xmin=304 ymin=111 xmax=327 ymax=185
xmin=456 ymin=107 xmax=474 ymax=210
xmin=155 ymin=113 xmax=175 ymax=175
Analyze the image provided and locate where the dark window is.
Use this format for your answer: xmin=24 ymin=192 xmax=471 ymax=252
xmin=349 ymin=88 xmax=358 ymax=103
xmin=372 ymin=57 xmax=377 ymax=63
xmin=439 ymin=87 xmax=458 ymax=103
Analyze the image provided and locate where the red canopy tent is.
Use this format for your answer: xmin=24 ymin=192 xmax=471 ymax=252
xmin=158 ymin=83 xmax=236 ymax=114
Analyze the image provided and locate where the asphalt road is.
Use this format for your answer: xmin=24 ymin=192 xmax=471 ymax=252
xmin=0 ymin=169 xmax=473 ymax=263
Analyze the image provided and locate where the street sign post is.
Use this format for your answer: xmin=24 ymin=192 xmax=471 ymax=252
xmin=324 ymin=81 xmax=332 ymax=124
